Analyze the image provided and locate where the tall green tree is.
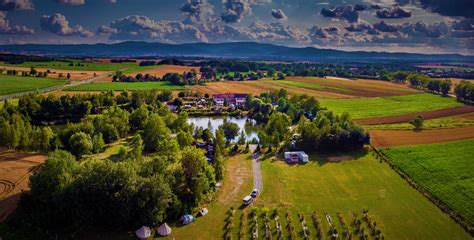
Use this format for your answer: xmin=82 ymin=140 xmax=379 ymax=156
xmin=69 ymin=132 xmax=93 ymax=158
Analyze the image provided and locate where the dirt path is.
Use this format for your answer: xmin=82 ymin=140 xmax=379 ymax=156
xmin=249 ymin=144 xmax=263 ymax=193
xmin=355 ymin=106 xmax=474 ymax=125
xmin=370 ymin=126 xmax=474 ymax=147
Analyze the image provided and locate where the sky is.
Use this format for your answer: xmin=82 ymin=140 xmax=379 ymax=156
xmin=0 ymin=0 xmax=473 ymax=54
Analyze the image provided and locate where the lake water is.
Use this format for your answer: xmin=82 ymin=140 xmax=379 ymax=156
xmin=187 ymin=116 xmax=259 ymax=142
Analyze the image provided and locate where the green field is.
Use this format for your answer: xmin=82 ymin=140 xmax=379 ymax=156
xmin=322 ymin=93 xmax=464 ymax=119
xmin=381 ymin=139 xmax=474 ymax=226
xmin=0 ymin=75 xmax=66 ymax=95
xmin=257 ymin=152 xmax=470 ymax=239
xmin=277 ymin=80 xmax=352 ymax=92
xmin=1 ymin=60 xmax=137 ymax=71
xmin=65 ymin=81 xmax=186 ymax=91
xmin=367 ymin=115 xmax=474 ymax=130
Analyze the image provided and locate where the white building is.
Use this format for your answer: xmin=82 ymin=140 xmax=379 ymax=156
xmin=284 ymin=151 xmax=309 ymax=163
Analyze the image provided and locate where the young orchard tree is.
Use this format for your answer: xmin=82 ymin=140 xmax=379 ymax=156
xmin=409 ymin=115 xmax=424 ymax=131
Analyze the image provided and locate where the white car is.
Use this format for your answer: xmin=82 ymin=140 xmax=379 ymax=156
xmin=243 ymin=195 xmax=253 ymax=205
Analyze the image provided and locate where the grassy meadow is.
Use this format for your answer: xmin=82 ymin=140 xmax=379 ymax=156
xmin=322 ymin=93 xmax=464 ymax=119
xmin=256 ymin=151 xmax=470 ymax=239
xmin=0 ymin=75 xmax=66 ymax=95
xmin=367 ymin=115 xmax=474 ymax=130
xmin=381 ymin=139 xmax=474 ymax=226
xmin=64 ymin=81 xmax=185 ymax=91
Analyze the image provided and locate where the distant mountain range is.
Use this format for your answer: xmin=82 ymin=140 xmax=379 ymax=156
xmin=0 ymin=41 xmax=472 ymax=63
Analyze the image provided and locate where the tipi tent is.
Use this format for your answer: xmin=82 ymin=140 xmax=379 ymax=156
xmin=157 ymin=223 xmax=172 ymax=236
xmin=135 ymin=226 xmax=151 ymax=240
xmin=180 ymin=214 xmax=195 ymax=225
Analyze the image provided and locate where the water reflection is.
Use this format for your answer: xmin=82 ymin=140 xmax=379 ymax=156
xmin=187 ymin=116 xmax=260 ymax=142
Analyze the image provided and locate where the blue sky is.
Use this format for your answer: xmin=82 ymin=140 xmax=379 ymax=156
xmin=0 ymin=0 xmax=473 ymax=54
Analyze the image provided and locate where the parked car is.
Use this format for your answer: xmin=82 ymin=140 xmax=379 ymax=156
xmin=251 ymin=188 xmax=258 ymax=198
xmin=242 ymin=195 xmax=253 ymax=205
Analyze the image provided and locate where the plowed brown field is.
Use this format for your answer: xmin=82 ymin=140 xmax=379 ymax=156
xmin=288 ymin=76 xmax=418 ymax=97
xmin=0 ymin=149 xmax=47 ymax=222
xmin=370 ymin=127 xmax=474 ymax=148
xmin=355 ymin=105 xmax=474 ymax=125
xmin=191 ymin=81 xmax=272 ymax=96
xmin=125 ymin=65 xmax=200 ymax=78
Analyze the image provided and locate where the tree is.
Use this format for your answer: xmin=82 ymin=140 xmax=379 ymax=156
xmin=181 ymin=147 xmax=215 ymax=208
xmin=69 ymin=131 xmax=93 ymax=158
xmin=219 ymin=119 xmax=240 ymax=142
xmin=67 ymin=73 xmax=71 ymax=80
xmin=128 ymin=134 xmax=144 ymax=159
xmin=92 ymin=133 xmax=105 ymax=154
xmin=130 ymin=105 xmax=149 ymax=132
xmin=215 ymin=129 xmax=225 ymax=155
xmin=213 ymin=145 xmax=224 ymax=181
xmin=177 ymin=130 xmax=194 ymax=148
xmin=237 ymin=130 xmax=246 ymax=145
xmin=202 ymin=128 xmax=213 ymax=142
xmin=409 ymin=115 xmax=424 ymax=130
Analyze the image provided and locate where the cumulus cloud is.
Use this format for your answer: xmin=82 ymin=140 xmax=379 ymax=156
xmin=373 ymin=21 xmax=398 ymax=32
xmin=98 ymin=15 xmax=208 ymax=43
xmin=376 ymin=7 xmax=412 ymax=18
xmin=271 ymin=9 xmax=287 ymax=20
xmin=221 ymin=0 xmax=271 ymax=23
xmin=320 ymin=5 xmax=361 ymax=23
xmin=40 ymin=13 xmax=93 ymax=37
xmin=54 ymin=0 xmax=85 ymax=5
xmin=0 ymin=0 xmax=33 ymax=11
xmin=180 ymin=0 xmax=215 ymax=23
xmin=0 ymin=11 xmax=34 ymax=34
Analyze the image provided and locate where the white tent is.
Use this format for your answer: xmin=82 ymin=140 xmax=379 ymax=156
xmin=198 ymin=208 xmax=209 ymax=216
xmin=135 ymin=226 xmax=151 ymax=240
xmin=157 ymin=223 xmax=172 ymax=236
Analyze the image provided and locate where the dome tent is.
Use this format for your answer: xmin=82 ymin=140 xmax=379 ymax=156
xmin=180 ymin=214 xmax=195 ymax=225
xmin=135 ymin=226 xmax=151 ymax=240
xmin=157 ymin=223 xmax=172 ymax=236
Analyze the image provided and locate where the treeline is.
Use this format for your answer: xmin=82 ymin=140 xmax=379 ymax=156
xmin=297 ymin=111 xmax=370 ymax=153
xmin=112 ymin=71 xmax=160 ymax=82
xmin=0 ymin=103 xmax=54 ymax=152
xmin=0 ymin=54 xmax=52 ymax=64
xmin=1 ymin=67 xmax=50 ymax=78
xmin=247 ymin=89 xmax=320 ymax=123
xmin=5 ymin=90 xmax=227 ymax=237
xmin=139 ymin=58 xmax=185 ymax=67
xmin=111 ymin=59 xmax=136 ymax=63
xmin=406 ymin=73 xmax=452 ymax=95
xmin=246 ymin=89 xmax=368 ymax=153
xmin=454 ymin=80 xmax=474 ymax=103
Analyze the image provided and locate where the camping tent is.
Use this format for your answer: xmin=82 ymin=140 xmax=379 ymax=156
xmin=135 ymin=226 xmax=151 ymax=240
xmin=180 ymin=214 xmax=195 ymax=225
xmin=198 ymin=208 xmax=209 ymax=216
xmin=157 ymin=223 xmax=172 ymax=236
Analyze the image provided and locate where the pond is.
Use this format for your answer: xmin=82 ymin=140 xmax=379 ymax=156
xmin=187 ymin=116 xmax=260 ymax=142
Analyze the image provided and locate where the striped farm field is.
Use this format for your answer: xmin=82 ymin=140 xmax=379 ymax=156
xmin=322 ymin=93 xmax=464 ymax=119
xmin=381 ymin=139 xmax=474 ymax=227
xmin=0 ymin=75 xmax=66 ymax=96
xmin=64 ymin=81 xmax=185 ymax=91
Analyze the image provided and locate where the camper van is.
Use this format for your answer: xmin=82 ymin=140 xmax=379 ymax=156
xmin=242 ymin=195 xmax=253 ymax=205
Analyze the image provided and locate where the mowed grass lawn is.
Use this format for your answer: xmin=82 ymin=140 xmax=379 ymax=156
xmin=381 ymin=139 xmax=474 ymax=226
xmin=0 ymin=75 xmax=66 ymax=95
xmin=322 ymin=93 xmax=464 ymax=119
xmin=1 ymin=61 xmax=137 ymax=71
xmin=259 ymin=152 xmax=470 ymax=239
xmin=65 ymin=81 xmax=185 ymax=91
xmin=367 ymin=115 xmax=474 ymax=130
